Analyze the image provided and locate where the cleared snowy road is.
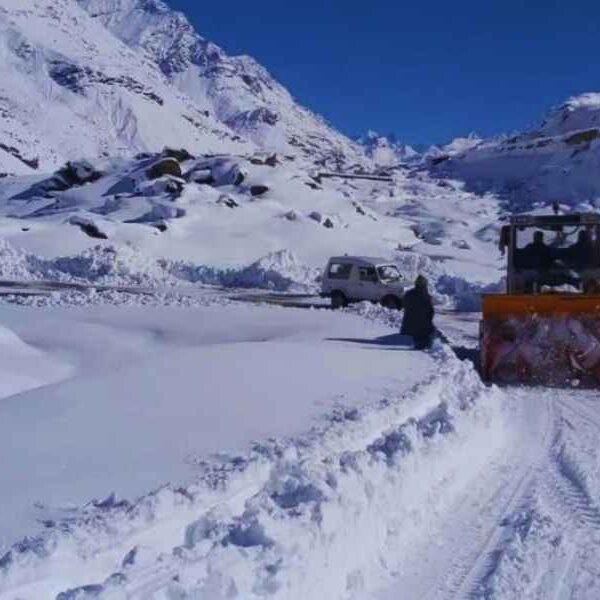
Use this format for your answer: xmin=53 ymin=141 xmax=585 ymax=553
xmin=374 ymin=317 xmax=600 ymax=600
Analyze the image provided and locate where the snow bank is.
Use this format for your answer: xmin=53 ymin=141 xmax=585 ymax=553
xmin=436 ymin=275 xmax=504 ymax=312
xmin=393 ymin=250 xmax=503 ymax=311
xmin=0 ymin=240 xmax=164 ymax=287
xmin=0 ymin=239 xmax=37 ymax=281
xmin=0 ymin=239 xmax=319 ymax=293
xmin=0 ymin=348 xmax=507 ymax=599
xmin=1 ymin=236 xmax=495 ymax=309
xmin=161 ymin=249 xmax=320 ymax=292
xmin=394 ymin=250 xmax=443 ymax=282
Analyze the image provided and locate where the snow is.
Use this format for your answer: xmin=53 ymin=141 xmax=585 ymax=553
xmin=432 ymin=94 xmax=600 ymax=210
xmin=0 ymin=0 xmax=254 ymax=175
xmin=0 ymin=303 xmax=509 ymax=599
xmin=3 ymin=0 xmax=600 ymax=597
xmin=358 ymin=131 xmax=420 ymax=166
xmin=74 ymin=0 xmax=365 ymax=165
xmin=0 ymin=303 xmax=434 ymax=550
xmin=0 ymin=149 xmax=505 ymax=297
xmin=0 ymin=324 xmax=73 ymax=399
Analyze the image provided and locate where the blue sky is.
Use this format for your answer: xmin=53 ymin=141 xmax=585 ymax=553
xmin=167 ymin=0 xmax=599 ymax=146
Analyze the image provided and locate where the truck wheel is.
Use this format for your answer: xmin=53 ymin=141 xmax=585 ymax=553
xmin=381 ymin=295 xmax=402 ymax=310
xmin=331 ymin=291 xmax=348 ymax=309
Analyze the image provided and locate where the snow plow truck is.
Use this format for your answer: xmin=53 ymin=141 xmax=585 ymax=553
xmin=481 ymin=213 xmax=600 ymax=386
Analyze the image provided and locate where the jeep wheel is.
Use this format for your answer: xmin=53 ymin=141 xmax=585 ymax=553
xmin=331 ymin=291 xmax=348 ymax=309
xmin=381 ymin=295 xmax=402 ymax=310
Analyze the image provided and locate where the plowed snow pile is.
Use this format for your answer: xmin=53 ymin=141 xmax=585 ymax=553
xmin=0 ymin=239 xmax=320 ymax=292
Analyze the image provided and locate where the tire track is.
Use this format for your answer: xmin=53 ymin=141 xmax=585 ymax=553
xmin=453 ymin=394 xmax=557 ymax=600
xmin=544 ymin=397 xmax=600 ymax=600
xmin=417 ymin=391 xmax=556 ymax=600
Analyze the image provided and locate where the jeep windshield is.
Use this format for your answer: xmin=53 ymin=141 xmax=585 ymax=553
xmin=377 ymin=265 xmax=401 ymax=283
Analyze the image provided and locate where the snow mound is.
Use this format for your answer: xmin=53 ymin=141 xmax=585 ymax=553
xmin=436 ymin=275 xmax=504 ymax=312
xmin=0 ymin=239 xmax=35 ymax=280
xmin=393 ymin=250 xmax=500 ymax=311
xmin=0 ymin=240 xmax=171 ymax=287
xmin=162 ymin=249 xmax=320 ymax=292
xmin=0 ymin=239 xmax=319 ymax=293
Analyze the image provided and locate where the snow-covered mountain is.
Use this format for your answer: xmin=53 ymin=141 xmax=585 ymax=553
xmin=424 ymin=133 xmax=484 ymax=161
xmin=358 ymin=131 xmax=420 ymax=166
xmin=430 ymin=95 xmax=600 ymax=210
xmin=76 ymin=0 xmax=365 ymax=166
xmin=0 ymin=0 xmax=256 ymax=176
xmin=0 ymin=0 xmax=365 ymax=177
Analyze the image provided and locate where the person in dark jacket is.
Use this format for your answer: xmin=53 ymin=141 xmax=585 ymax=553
xmin=520 ymin=231 xmax=553 ymax=270
xmin=400 ymin=275 xmax=435 ymax=349
xmin=564 ymin=229 xmax=594 ymax=269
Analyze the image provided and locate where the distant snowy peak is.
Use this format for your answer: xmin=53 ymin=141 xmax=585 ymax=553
xmin=0 ymin=0 xmax=251 ymax=175
xmin=423 ymin=133 xmax=484 ymax=161
xmin=439 ymin=133 xmax=484 ymax=156
xmin=78 ymin=0 xmax=366 ymax=165
xmin=539 ymin=93 xmax=600 ymax=136
xmin=430 ymin=92 xmax=600 ymax=209
xmin=358 ymin=131 xmax=420 ymax=166
xmin=357 ymin=131 xmax=485 ymax=167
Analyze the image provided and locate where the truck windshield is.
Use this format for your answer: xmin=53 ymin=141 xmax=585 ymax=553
xmin=377 ymin=265 xmax=401 ymax=282
xmin=513 ymin=224 xmax=600 ymax=293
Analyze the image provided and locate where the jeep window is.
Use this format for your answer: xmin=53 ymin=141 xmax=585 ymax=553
xmin=377 ymin=265 xmax=401 ymax=282
xmin=328 ymin=262 xmax=352 ymax=280
xmin=358 ymin=266 xmax=378 ymax=282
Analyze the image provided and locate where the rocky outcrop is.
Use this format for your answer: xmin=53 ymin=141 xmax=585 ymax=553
xmin=11 ymin=161 xmax=103 ymax=200
xmin=146 ymin=158 xmax=182 ymax=180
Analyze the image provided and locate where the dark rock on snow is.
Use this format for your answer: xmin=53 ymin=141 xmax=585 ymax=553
xmin=250 ymin=185 xmax=269 ymax=197
xmin=162 ymin=147 xmax=195 ymax=162
xmin=146 ymin=157 xmax=182 ymax=180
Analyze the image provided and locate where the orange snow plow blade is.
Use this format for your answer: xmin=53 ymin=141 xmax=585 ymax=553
xmin=481 ymin=294 xmax=600 ymax=386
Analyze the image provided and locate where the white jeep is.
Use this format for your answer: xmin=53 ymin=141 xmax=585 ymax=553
xmin=321 ymin=256 xmax=405 ymax=309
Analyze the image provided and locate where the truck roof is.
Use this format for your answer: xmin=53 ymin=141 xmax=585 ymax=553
xmin=509 ymin=213 xmax=600 ymax=227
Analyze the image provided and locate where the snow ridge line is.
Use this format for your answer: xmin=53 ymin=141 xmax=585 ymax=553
xmin=0 ymin=348 xmax=505 ymax=599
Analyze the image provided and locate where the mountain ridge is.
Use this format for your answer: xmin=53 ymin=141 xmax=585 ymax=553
xmin=76 ymin=0 xmax=365 ymax=166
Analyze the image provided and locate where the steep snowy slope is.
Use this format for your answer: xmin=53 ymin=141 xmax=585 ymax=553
xmin=0 ymin=0 xmax=252 ymax=176
xmin=0 ymin=150 xmax=503 ymax=288
xmin=77 ymin=0 xmax=366 ymax=166
xmin=430 ymin=94 xmax=600 ymax=210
